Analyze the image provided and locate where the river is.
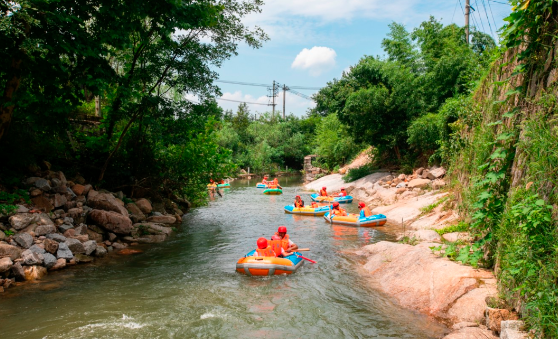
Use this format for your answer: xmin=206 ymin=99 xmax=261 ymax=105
xmin=0 ymin=176 xmax=447 ymax=338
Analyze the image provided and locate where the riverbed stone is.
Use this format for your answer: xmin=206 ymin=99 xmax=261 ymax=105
xmin=87 ymin=191 xmax=128 ymax=216
xmin=56 ymin=242 xmax=74 ymax=260
xmin=14 ymin=233 xmax=34 ymax=249
xmin=126 ymin=203 xmax=146 ymax=222
xmin=58 ymin=224 xmax=73 ymax=233
xmin=22 ymin=249 xmax=44 ymax=266
xmin=53 ymin=193 xmax=67 ymax=208
xmin=46 ymin=233 xmax=67 ymax=243
xmin=407 ymin=178 xmax=431 ymax=189
xmin=43 ymin=238 xmax=59 ymax=254
xmin=9 ymin=213 xmax=38 ymax=230
xmin=442 ymin=327 xmax=498 ymax=339
xmin=11 ymin=262 xmax=25 ymax=281
xmin=146 ymin=215 xmax=176 ymax=224
xmin=63 ymin=229 xmax=76 ymax=238
xmin=75 ymin=234 xmax=89 ymax=243
xmin=82 ymin=240 xmax=97 ymax=256
xmin=89 ymin=210 xmax=133 ymax=235
xmin=135 ymin=198 xmax=152 ymax=214
xmin=49 ymin=258 xmax=66 ymax=271
xmin=94 ymin=246 xmax=107 ymax=257
xmin=42 ymin=252 xmax=57 ymax=269
xmin=123 ymin=234 xmax=167 ymax=243
xmin=0 ymin=243 xmax=23 ymax=260
xmin=0 ymin=257 xmax=13 ymax=272
xmin=71 ymin=184 xmax=86 ymax=196
xmin=111 ymin=242 xmax=126 ymax=249
xmin=65 ymin=238 xmax=85 ymax=254
xmin=86 ymin=229 xmax=104 ymax=243
xmin=24 ymin=265 xmax=47 ymax=281
xmin=409 ymin=230 xmax=442 ymax=242
xmin=74 ymin=224 xmax=88 ymax=235
xmin=75 ymin=253 xmax=94 ymax=263
xmin=35 ymin=224 xmax=57 ymax=236
xmin=34 ymin=178 xmax=51 ymax=191
xmin=31 ymin=195 xmax=54 ymax=212
xmin=28 ymin=244 xmax=45 ymax=254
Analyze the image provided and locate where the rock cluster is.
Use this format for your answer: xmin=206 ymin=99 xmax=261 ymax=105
xmin=0 ymin=171 xmax=184 ymax=291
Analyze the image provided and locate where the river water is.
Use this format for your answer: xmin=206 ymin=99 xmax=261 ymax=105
xmin=0 ymin=177 xmax=447 ymax=338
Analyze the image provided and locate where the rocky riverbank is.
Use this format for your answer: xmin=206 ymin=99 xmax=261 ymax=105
xmin=0 ymin=171 xmax=185 ymax=293
xmin=305 ymin=169 xmax=529 ymax=339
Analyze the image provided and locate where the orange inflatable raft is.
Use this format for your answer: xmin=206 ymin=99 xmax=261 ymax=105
xmin=236 ymin=250 xmax=304 ymax=276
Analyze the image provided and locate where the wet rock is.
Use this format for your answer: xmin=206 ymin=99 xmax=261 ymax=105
xmin=89 ymin=210 xmax=133 ymax=235
xmin=0 ymin=243 xmax=23 ymax=260
xmin=46 ymin=233 xmax=67 ymax=243
xmin=126 ymin=203 xmax=146 ymax=222
xmin=0 ymin=257 xmax=13 ymax=272
xmin=87 ymin=191 xmax=128 ymax=216
xmin=3 ymin=278 xmax=13 ymax=289
xmin=14 ymin=233 xmax=34 ymax=249
xmin=82 ymin=240 xmax=97 ymax=255
xmin=407 ymin=178 xmax=431 ymax=189
xmin=75 ymin=253 xmax=94 ymax=263
xmin=11 ymin=262 xmax=25 ymax=281
xmin=44 ymin=238 xmax=59 ymax=254
xmin=94 ymin=246 xmax=107 ymax=257
xmin=65 ymin=238 xmax=85 ymax=254
xmin=486 ymin=308 xmax=519 ymax=334
xmin=123 ymin=234 xmax=167 ymax=243
xmin=9 ymin=213 xmax=38 ymax=230
xmin=135 ymin=198 xmax=153 ymax=214
xmin=53 ymin=194 xmax=67 ymax=208
xmin=118 ymin=248 xmax=143 ymax=255
xmin=56 ymin=242 xmax=74 ymax=260
xmin=442 ymin=327 xmax=497 ymax=339
xmin=42 ymin=253 xmax=57 ymax=269
xmin=49 ymin=258 xmax=67 ymax=271
xmin=22 ymin=249 xmax=44 ymax=266
xmin=35 ymin=224 xmax=56 ymax=236
xmin=146 ymin=215 xmax=176 ymax=224
xmin=71 ymin=184 xmax=86 ymax=196
xmin=111 ymin=242 xmax=127 ymax=249
xmin=24 ymin=265 xmax=47 ymax=281
xmin=132 ymin=223 xmax=174 ymax=236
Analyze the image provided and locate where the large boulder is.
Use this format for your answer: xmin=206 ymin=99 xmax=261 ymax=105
xmin=43 ymin=253 xmax=57 ymax=269
xmin=429 ymin=167 xmax=447 ymax=179
xmin=22 ymin=249 xmax=44 ymax=266
xmin=357 ymin=241 xmax=496 ymax=324
xmin=9 ymin=213 xmax=38 ymax=230
xmin=56 ymin=242 xmax=74 ymax=260
xmin=14 ymin=233 xmax=34 ymax=249
xmin=0 ymin=243 xmax=23 ymax=260
xmin=126 ymin=203 xmax=146 ymax=222
xmin=146 ymin=215 xmax=176 ymax=224
xmin=135 ymin=198 xmax=153 ymax=214
xmin=407 ymin=178 xmax=431 ymax=189
xmin=89 ymin=210 xmax=133 ymax=235
xmin=35 ymin=224 xmax=56 ymax=236
xmin=65 ymin=238 xmax=85 ymax=254
xmin=43 ymin=238 xmax=59 ymax=254
xmin=46 ymin=233 xmax=67 ymax=243
xmin=82 ymin=240 xmax=97 ymax=256
xmin=87 ymin=191 xmax=128 ymax=216
xmin=0 ymin=257 xmax=13 ymax=273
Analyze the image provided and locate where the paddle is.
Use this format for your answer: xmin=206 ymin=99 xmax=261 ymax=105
xmin=296 ymin=254 xmax=317 ymax=264
xmin=296 ymin=248 xmax=310 ymax=251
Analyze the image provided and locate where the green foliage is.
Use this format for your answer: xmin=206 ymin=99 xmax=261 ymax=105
xmin=343 ymin=162 xmax=379 ymax=183
xmin=434 ymin=222 xmax=469 ymax=236
xmin=3 ymin=230 xmax=15 ymax=236
xmin=313 ymin=114 xmax=361 ymax=170
xmin=420 ymin=195 xmax=450 ymax=215
xmin=398 ymin=236 xmax=420 ymax=246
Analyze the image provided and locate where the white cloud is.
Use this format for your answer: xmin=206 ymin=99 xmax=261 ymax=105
xmin=291 ymin=47 xmax=337 ymax=76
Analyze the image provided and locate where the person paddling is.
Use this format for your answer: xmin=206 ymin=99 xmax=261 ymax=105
xmin=334 ymin=187 xmax=347 ymax=197
xmin=269 ymin=235 xmax=292 ymax=257
xmin=262 ymin=175 xmax=269 ymax=185
xmin=319 ymin=186 xmax=328 ymax=196
xmin=255 ymin=237 xmax=276 ymax=257
xmin=358 ymin=202 xmax=372 ymax=217
xmin=331 ymin=202 xmax=347 ymax=216
xmin=294 ymin=195 xmax=304 ymax=208
xmin=274 ymin=226 xmax=298 ymax=252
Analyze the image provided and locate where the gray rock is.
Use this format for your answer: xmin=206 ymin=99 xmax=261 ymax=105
xmin=0 ymin=257 xmax=13 ymax=273
xmin=94 ymin=246 xmax=107 ymax=257
xmin=83 ymin=240 xmax=97 ymax=256
xmin=36 ymin=213 xmax=54 ymax=226
xmin=74 ymin=224 xmax=88 ymax=235
xmin=35 ymin=224 xmax=57 ymax=236
xmin=11 ymin=262 xmax=25 ymax=281
xmin=14 ymin=233 xmax=34 ymax=249
xmin=0 ymin=243 xmax=23 ymax=260
xmin=112 ymin=242 xmax=126 ymax=249
xmin=395 ymin=182 xmax=407 ymax=188
xmin=42 ymin=253 xmax=57 ymax=269
xmin=26 ymin=177 xmax=42 ymax=186
xmin=46 ymin=233 xmax=67 ymax=243
xmin=22 ymin=249 xmax=44 ymax=265
xmin=53 ymin=209 xmax=65 ymax=217
xmin=28 ymin=244 xmax=45 ymax=254
xmin=500 ymin=320 xmax=528 ymax=339
xmin=66 ymin=187 xmax=77 ymax=199
xmin=58 ymin=224 xmax=74 ymax=233
xmin=9 ymin=213 xmax=38 ymax=230
xmin=152 ymin=211 xmax=163 ymax=216
xmin=64 ymin=217 xmax=74 ymax=224
xmin=16 ymin=205 xmax=29 ymax=213
xmin=56 ymin=242 xmax=74 ymax=260
xmin=51 ymin=178 xmax=62 ymax=188
xmin=34 ymin=178 xmax=51 ymax=191
xmin=108 ymin=233 xmax=117 ymax=241
xmin=65 ymin=238 xmax=85 ymax=254
xmin=53 ymin=194 xmax=67 ymax=208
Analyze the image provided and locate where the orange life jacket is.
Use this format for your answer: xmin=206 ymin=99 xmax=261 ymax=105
xmin=320 ymin=189 xmax=327 ymax=196
xmin=311 ymin=202 xmax=318 ymax=208
xmin=338 ymin=191 xmax=347 ymax=197
xmin=363 ymin=206 xmax=372 ymax=217
xmin=256 ymin=246 xmax=275 ymax=257
xmin=262 ymin=179 xmax=268 ymax=184
xmin=333 ymin=208 xmax=347 ymax=216
xmin=274 ymin=233 xmax=290 ymax=251
xmin=273 ymin=178 xmax=278 ymax=184
xmin=269 ymin=240 xmax=283 ymax=257
xmin=268 ymin=184 xmax=277 ymax=189
xmin=295 ymin=200 xmax=304 ymax=208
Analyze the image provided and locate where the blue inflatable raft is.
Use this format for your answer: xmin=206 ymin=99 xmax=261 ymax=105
xmin=310 ymin=193 xmax=353 ymax=204
xmin=284 ymin=204 xmax=331 ymax=216
xmin=323 ymin=212 xmax=387 ymax=227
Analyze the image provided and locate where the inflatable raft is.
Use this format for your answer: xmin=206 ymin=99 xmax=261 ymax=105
xmin=207 ymin=183 xmax=217 ymax=189
xmin=323 ymin=212 xmax=387 ymax=227
xmin=217 ymin=183 xmax=230 ymax=188
xmin=284 ymin=205 xmax=330 ymax=216
xmin=310 ymin=193 xmax=353 ymax=204
xmin=263 ymin=188 xmax=282 ymax=195
xmin=236 ymin=250 xmax=304 ymax=276
xmin=256 ymin=183 xmax=267 ymax=188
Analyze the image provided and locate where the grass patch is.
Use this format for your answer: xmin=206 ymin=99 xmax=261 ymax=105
xmin=434 ymin=222 xmax=469 ymax=235
xmin=420 ymin=195 xmax=451 ymax=215
xmin=399 ymin=236 xmax=420 ymax=246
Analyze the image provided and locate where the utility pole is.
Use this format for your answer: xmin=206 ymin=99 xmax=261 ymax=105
xmin=465 ymin=0 xmax=470 ymax=44
xmin=272 ymin=80 xmax=276 ymax=118
xmin=282 ymin=84 xmax=288 ymax=120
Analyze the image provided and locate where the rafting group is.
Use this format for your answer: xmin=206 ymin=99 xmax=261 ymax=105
xmin=236 ymin=178 xmax=387 ymax=277
xmin=256 ymin=175 xmax=283 ymax=195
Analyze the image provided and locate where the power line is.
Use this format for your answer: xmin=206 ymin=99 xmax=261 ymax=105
xmin=216 ymin=80 xmax=321 ymax=91
xmin=486 ymin=0 xmax=500 ymax=39
xmin=217 ymin=98 xmax=269 ymax=105
xmin=451 ymin=0 xmax=460 ymax=23
xmin=480 ymin=0 xmax=496 ymax=39
xmin=488 ymin=0 xmax=508 ymax=5
xmin=473 ymin=0 xmax=487 ymax=34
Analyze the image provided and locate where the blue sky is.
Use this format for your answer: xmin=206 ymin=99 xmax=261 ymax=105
xmin=212 ymin=0 xmax=512 ymax=117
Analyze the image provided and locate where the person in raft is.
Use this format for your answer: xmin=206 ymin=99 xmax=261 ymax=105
xmin=294 ymin=195 xmax=304 ymax=208
xmin=261 ymin=175 xmax=269 ymax=185
xmin=274 ymin=226 xmax=298 ymax=253
xmin=319 ymin=186 xmax=328 ymax=196
xmin=331 ymin=202 xmax=347 ymax=216
xmin=269 ymin=235 xmax=293 ymax=257
xmin=358 ymin=202 xmax=372 ymax=218
xmin=255 ymin=237 xmax=276 ymax=257
xmin=334 ymin=187 xmax=347 ymax=197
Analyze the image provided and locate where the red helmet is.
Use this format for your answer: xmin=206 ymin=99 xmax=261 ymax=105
xmin=322 ymin=187 xmax=326 ymax=190
xmin=257 ymin=237 xmax=268 ymax=249
xmin=358 ymin=202 xmax=365 ymax=208
xmin=295 ymin=195 xmax=301 ymax=199
xmin=278 ymin=226 xmax=287 ymax=233
xmin=271 ymin=235 xmax=281 ymax=240
xmin=332 ymin=202 xmax=340 ymax=208
xmin=341 ymin=187 xmax=346 ymax=190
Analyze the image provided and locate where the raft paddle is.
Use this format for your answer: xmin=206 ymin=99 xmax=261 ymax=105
xmin=297 ymin=254 xmax=317 ymax=264
xmin=296 ymin=248 xmax=310 ymax=251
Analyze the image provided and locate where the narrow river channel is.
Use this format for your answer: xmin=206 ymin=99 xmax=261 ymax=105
xmin=0 ymin=177 xmax=447 ymax=338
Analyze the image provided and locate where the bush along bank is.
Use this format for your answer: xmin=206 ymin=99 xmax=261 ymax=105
xmin=0 ymin=170 xmax=185 ymax=292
